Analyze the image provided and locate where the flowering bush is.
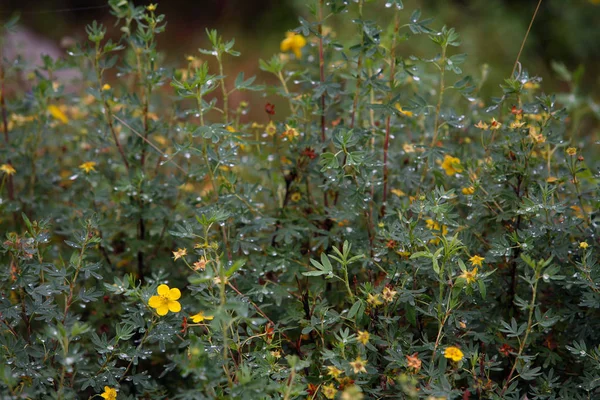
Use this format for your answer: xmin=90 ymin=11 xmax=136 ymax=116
xmin=0 ymin=1 xmax=598 ymax=399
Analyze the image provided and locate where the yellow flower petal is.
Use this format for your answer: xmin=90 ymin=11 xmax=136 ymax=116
xmin=156 ymin=305 xmax=169 ymax=316
xmin=280 ymin=38 xmax=291 ymax=52
xmin=157 ymin=284 xmax=170 ymax=296
xmin=168 ymin=300 xmax=181 ymax=313
xmin=0 ymin=164 xmax=16 ymax=175
xmin=444 ymin=346 xmax=464 ymax=362
xmin=48 ymin=105 xmax=69 ymax=124
xmin=148 ymin=296 xmax=162 ymax=308
xmin=168 ymin=287 xmax=181 ymax=301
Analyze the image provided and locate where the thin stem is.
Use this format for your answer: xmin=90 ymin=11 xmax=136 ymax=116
xmin=62 ymin=232 xmax=90 ymax=324
xmin=430 ymin=45 xmax=447 ymax=147
xmin=118 ymin=319 xmax=155 ymax=383
xmin=569 ymin=160 xmax=590 ymax=226
xmin=500 ymin=270 xmax=540 ymax=396
xmin=381 ymin=11 xmax=401 ymax=216
xmin=511 ymin=0 xmax=544 ymax=78
xmin=94 ymin=47 xmax=130 ymax=172
xmin=216 ymin=257 xmax=234 ymax=386
xmin=217 ymin=55 xmax=228 ymax=124
xmin=341 ymin=264 xmax=354 ymax=301
xmin=283 ymin=367 xmax=297 ymax=400
xmin=277 ymin=70 xmax=296 ymax=114
xmin=318 ymin=0 xmax=326 ymax=143
xmin=333 ymin=0 xmax=364 ymax=208
xmin=349 ymin=0 xmax=364 ymax=129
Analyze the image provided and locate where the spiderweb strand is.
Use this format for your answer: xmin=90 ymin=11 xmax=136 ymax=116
xmin=511 ymin=0 xmax=543 ymax=78
xmin=0 ymin=4 xmax=110 ymax=16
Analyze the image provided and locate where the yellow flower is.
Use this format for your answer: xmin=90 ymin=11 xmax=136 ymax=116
xmin=425 ymin=217 xmax=448 ymax=245
xmin=489 ymin=118 xmax=501 ymax=130
xmin=322 ymin=384 xmax=338 ymax=399
xmin=146 ymin=3 xmax=157 ymax=11
xmin=469 ymin=255 xmax=485 ymax=267
xmin=571 ymin=205 xmax=593 ymax=220
xmin=357 ymin=330 xmax=370 ymax=345
xmin=193 ymin=258 xmax=207 ymax=271
xmin=525 ymin=113 xmax=544 ymax=122
xmin=172 ymin=248 xmax=187 ymax=260
xmin=391 ymin=188 xmax=405 ymax=197
xmin=282 ymin=124 xmax=300 ymax=140
xmin=461 ymin=186 xmax=475 ymax=195
xmin=280 ymin=32 xmax=307 ymax=59
xmin=266 ymin=121 xmax=277 ymax=136
xmin=179 ymin=182 xmax=196 ymax=193
xmin=0 ymin=164 xmax=16 ymax=175
xmin=444 ymin=346 xmax=464 ymax=362
xmin=102 ymin=84 xmax=111 ymax=91
xmin=566 ymin=147 xmax=577 ymax=156
xmin=396 ymin=249 xmax=411 ymax=258
xmin=474 ymin=121 xmax=488 ymax=130
xmin=213 ymin=276 xmax=229 ymax=285
xmin=546 ymin=177 xmax=558 ymax=184
xmin=395 ymin=104 xmax=414 ymax=117
xmin=382 ymin=286 xmax=397 ymax=303
xmin=350 ymin=356 xmax=367 ymax=374
xmin=79 ymin=161 xmax=97 ymax=173
xmin=148 ymin=284 xmax=181 ymax=316
xmin=441 ymin=155 xmax=463 ymax=176
xmin=270 ymin=350 xmax=282 ymax=359
xmin=580 ymin=242 xmax=589 ymax=249
xmin=367 ymin=293 xmax=383 ymax=307
xmin=190 ymin=311 xmax=214 ymax=323
xmin=48 ymin=105 xmax=69 ymax=124
xmin=100 ymin=386 xmax=117 ymax=400
xmin=459 ymin=267 xmax=478 ymax=284
xmin=529 ymin=126 xmax=545 ymax=143
xmin=226 ymin=125 xmax=236 ymax=133
xmin=291 ymin=192 xmax=302 ymax=202
xmin=327 ymin=365 xmax=343 ymax=379
xmin=524 ymin=81 xmax=540 ymax=90
xmin=403 ymin=143 xmax=415 ymax=153
xmin=406 ymin=353 xmax=422 ymax=371
xmin=149 ymin=136 xmax=167 ymax=148
xmin=509 ymin=121 xmax=526 ymax=129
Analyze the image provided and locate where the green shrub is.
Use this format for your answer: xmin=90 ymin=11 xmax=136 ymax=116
xmin=0 ymin=1 xmax=598 ymax=399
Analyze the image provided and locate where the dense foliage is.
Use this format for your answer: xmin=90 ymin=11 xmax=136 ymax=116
xmin=0 ymin=1 xmax=598 ymax=399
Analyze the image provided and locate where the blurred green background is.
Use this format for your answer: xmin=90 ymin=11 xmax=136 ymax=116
xmin=2 ymin=0 xmax=600 ymax=100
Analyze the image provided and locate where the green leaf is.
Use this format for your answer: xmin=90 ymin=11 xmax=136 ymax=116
xmin=225 ymin=259 xmax=246 ymax=277
xmin=410 ymin=251 xmax=431 ymax=259
xmin=348 ymin=300 xmax=362 ymax=319
xmin=432 ymin=256 xmax=440 ymax=274
xmin=302 ymin=270 xmax=328 ymax=277
xmin=320 ymin=253 xmax=333 ymax=272
xmin=477 ymin=279 xmax=486 ymax=300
